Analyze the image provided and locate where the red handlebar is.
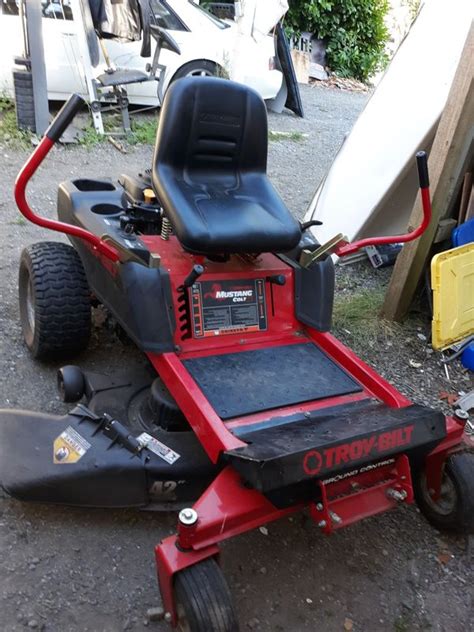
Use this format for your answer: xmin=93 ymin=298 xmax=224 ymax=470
xmin=334 ymin=151 xmax=432 ymax=257
xmin=14 ymin=95 xmax=120 ymax=263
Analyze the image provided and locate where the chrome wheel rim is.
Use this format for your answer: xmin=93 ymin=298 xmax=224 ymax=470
xmin=186 ymin=69 xmax=214 ymax=77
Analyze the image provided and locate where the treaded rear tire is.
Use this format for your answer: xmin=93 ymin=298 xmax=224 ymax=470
xmin=414 ymin=451 xmax=474 ymax=534
xmin=174 ymin=558 xmax=239 ymax=632
xmin=19 ymin=242 xmax=91 ymax=360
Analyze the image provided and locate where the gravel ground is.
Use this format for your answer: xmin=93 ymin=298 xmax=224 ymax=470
xmin=0 ymin=84 xmax=472 ymax=632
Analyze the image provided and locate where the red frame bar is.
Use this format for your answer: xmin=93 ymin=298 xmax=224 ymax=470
xmin=14 ymin=136 xmax=120 ymax=262
xmin=155 ymin=467 xmax=302 ymax=624
xmin=149 ymin=352 xmax=246 ymax=462
xmin=307 ymin=330 xmax=412 ymax=407
xmin=155 ymin=453 xmax=420 ymax=624
xmin=310 ymin=454 xmax=413 ymax=534
xmin=335 ymin=187 xmax=432 ymax=257
xmin=148 ymin=328 xmax=412 ymax=463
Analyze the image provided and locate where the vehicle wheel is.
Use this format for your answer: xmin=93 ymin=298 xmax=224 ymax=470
xmin=171 ymin=60 xmax=219 ymax=82
xmin=57 ymin=365 xmax=85 ymax=403
xmin=414 ymin=452 xmax=474 ymax=534
xmin=19 ymin=242 xmax=91 ymax=360
xmin=174 ymin=558 xmax=239 ymax=632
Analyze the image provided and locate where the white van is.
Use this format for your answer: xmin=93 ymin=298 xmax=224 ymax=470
xmin=0 ymin=0 xmax=285 ymax=105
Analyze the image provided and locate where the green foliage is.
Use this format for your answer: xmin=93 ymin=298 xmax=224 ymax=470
xmin=129 ymin=116 xmax=159 ymax=145
xmin=286 ymin=0 xmax=390 ymax=81
xmin=0 ymin=97 xmax=32 ymax=148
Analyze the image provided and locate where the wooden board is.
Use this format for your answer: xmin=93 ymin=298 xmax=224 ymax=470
xmin=382 ymin=24 xmax=474 ymax=321
xmin=458 ymin=173 xmax=473 ymax=224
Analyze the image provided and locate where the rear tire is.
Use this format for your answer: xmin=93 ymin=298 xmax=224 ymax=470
xmin=19 ymin=242 xmax=91 ymax=360
xmin=414 ymin=451 xmax=474 ymax=534
xmin=174 ymin=558 xmax=239 ymax=632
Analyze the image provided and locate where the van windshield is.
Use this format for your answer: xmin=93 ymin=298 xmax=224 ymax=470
xmin=187 ymin=1 xmax=229 ymax=29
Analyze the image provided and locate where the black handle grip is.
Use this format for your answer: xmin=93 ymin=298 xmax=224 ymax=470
xmin=45 ymin=93 xmax=86 ymax=142
xmin=416 ymin=151 xmax=429 ymax=189
xmin=183 ymin=264 xmax=204 ymax=288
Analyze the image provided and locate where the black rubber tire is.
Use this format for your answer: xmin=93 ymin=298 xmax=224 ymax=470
xmin=174 ymin=558 xmax=239 ymax=632
xmin=19 ymin=242 xmax=91 ymax=360
xmin=13 ymin=69 xmax=36 ymax=130
xmin=171 ymin=60 xmax=219 ymax=83
xmin=57 ymin=365 xmax=85 ymax=403
xmin=12 ymin=70 xmax=34 ymax=84
xmin=13 ymin=85 xmax=35 ymax=97
xmin=414 ymin=451 xmax=474 ymax=534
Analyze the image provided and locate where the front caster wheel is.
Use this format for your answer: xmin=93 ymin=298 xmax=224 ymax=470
xmin=414 ymin=451 xmax=474 ymax=534
xmin=57 ymin=365 xmax=85 ymax=403
xmin=174 ymin=558 xmax=239 ymax=632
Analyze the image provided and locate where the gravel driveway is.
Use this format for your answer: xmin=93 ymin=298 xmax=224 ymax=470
xmin=0 ymin=84 xmax=472 ymax=632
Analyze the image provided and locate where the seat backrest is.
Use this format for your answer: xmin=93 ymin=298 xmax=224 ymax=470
xmin=152 ymin=77 xmax=268 ymax=188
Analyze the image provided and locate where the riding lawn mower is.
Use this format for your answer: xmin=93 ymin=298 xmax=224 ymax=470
xmin=1 ymin=77 xmax=473 ymax=631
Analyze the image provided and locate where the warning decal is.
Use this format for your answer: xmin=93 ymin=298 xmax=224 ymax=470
xmin=136 ymin=432 xmax=180 ymax=464
xmin=191 ymin=278 xmax=267 ymax=337
xmin=53 ymin=426 xmax=91 ymax=464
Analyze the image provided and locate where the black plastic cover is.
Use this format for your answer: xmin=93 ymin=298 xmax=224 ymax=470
xmin=280 ymin=252 xmax=335 ymax=332
xmin=226 ymin=403 xmax=446 ymax=492
xmin=56 ymin=179 xmax=176 ymax=352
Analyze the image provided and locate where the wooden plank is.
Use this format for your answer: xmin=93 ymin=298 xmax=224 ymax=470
xmin=382 ymin=23 xmax=474 ymax=321
xmin=458 ymin=173 xmax=472 ymax=224
xmin=465 ymin=186 xmax=474 ymax=222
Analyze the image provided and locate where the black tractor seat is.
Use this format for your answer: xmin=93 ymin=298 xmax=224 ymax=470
xmin=152 ymin=77 xmax=301 ymax=255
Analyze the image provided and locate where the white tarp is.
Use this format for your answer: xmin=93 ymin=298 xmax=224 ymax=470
xmin=236 ymin=0 xmax=288 ymax=40
xmin=305 ymin=0 xmax=474 ymax=245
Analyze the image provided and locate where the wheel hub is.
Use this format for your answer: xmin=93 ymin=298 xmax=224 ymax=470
xmin=424 ymin=474 xmax=457 ymax=515
xmin=186 ymin=69 xmax=213 ymax=77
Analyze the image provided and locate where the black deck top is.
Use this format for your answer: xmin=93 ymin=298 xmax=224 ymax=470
xmin=225 ymin=403 xmax=446 ymax=492
xmin=183 ymin=342 xmax=362 ymax=419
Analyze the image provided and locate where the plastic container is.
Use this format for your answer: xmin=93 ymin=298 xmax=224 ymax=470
xmin=461 ymin=342 xmax=474 ymax=371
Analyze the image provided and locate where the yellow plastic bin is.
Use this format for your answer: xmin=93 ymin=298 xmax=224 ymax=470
xmin=431 ymin=242 xmax=474 ymax=351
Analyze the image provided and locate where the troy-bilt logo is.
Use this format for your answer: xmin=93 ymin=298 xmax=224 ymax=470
xmin=303 ymin=425 xmax=414 ymax=476
xmin=204 ymin=283 xmax=254 ymax=303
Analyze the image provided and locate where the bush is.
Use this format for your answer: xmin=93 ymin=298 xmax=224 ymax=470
xmin=286 ymin=0 xmax=390 ymax=82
